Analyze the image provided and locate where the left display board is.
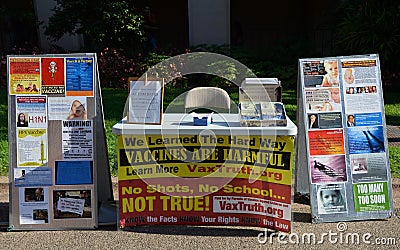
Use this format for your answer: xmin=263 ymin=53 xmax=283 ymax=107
xmin=8 ymin=54 xmax=103 ymax=230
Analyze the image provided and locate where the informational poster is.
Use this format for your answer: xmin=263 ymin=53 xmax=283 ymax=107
xmin=53 ymin=190 xmax=92 ymax=219
xmin=308 ymin=129 xmax=345 ymax=155
xmin=8 ymin=57 xmax=41 ymax=95
xmin=55 ymin=161 xmax=93 ymax=185
xmin=353 ymin=182 xmax=390 ymax=212
xmin=14 ymin=167 xmax=52 ymax=187
xmin=310 ymin=155 xmax=347 ymax=183
xmin=8 ymin=54 xmax=101 ymax=230
xmin=128 ymin=79 xmax=163 ymax=124
xmin=65 ymin=57 xmax=94 ymax=96
xmin=316 ymin=183 xmax=347 ymax=214
xmin=298 ymin=54 xmax=394 ymax=223
xmin=62 ymin=120 xmax=93 ymax=160
xmin=16 ymin=96 xmax=47 ymax=128
xmin=41 ymin=57 xmax=65 ymax=96
xmin=18 ymin=187 xmax=49 ymax=224
xmin=17 ymin=128 xmax=47 ymax=167
xmin=48 ymin=97 xmax=87 ymax=120
xmin=117 ymin=134 xmax=295 ymax=233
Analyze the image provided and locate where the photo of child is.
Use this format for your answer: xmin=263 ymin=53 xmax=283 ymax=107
xmin=317 ymin=184 xmax=347 ymax=214
xmin=343 ymin=68 xmax=355 ymax=84
xmin=314 ymin=88 xmax=342 ymax=112
xmin=67 ymin=100 xmax=87 ymax=120
xmin=321 ymin=60 xmax=339 ymax=87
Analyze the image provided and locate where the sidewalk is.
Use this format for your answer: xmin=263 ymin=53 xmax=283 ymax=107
xmin=1 ymin=176 xmax=399 ymax=225
xmin=387 ymin=125 xmax=400 ymax=147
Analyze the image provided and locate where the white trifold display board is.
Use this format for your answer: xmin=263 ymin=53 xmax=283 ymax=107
xmin=7 ymin=53 xmax=114 ymax=230
xmin=295 ymin=54 xmax=395 ymax=223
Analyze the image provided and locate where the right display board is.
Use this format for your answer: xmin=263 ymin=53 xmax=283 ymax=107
xmin=297 ymin=54 xmax=395 ymax=223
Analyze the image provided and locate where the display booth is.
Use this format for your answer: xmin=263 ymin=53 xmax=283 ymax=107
xmin=295 ymin=54 xmax=395 ymax=223
xmin=7 ymin=54 xmax=114 ymax=230
xmin=113 ymin=83 xmax=297 ymax=232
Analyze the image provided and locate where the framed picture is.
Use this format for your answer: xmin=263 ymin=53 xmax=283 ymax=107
xmin=127 ymin=77 xmax=164 ymax=124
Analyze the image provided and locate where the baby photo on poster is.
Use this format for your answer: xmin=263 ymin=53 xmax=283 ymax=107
xmin=317 ymin=183 xmax=347 ymax=214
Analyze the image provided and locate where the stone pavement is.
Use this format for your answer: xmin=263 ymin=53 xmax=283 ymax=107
xmin=387 ymin=125 xmax=400 ymax=147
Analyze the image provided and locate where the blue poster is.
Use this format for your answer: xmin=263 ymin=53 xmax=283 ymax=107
xmin=14 ymin=167 xmax=52 ymax=187
xmin=353 ymin=112 xmax=382 ymax=127
xmin=348 ymin=126 xmax=385 ymax=154
xmin=65 ymin=57 xmax=94 ymax=96
xmin=56 ymin=161 xmax=93 ymax=185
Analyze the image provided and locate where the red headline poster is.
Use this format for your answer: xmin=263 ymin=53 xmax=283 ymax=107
xmin=41 ymin=58 xmax=65 ymax=95
xmin=119 ymin=178 xmax=291 ymax=232
xmin=308 ymin=129 xmax=345 ymax=156
xmin=9 ymin=57 xmax=41 ymax=95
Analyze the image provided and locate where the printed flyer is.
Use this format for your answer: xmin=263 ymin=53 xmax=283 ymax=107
xmin=350 ymin=153 xmax=388 ymax=183
xmin=48 ymin=97 xmax=87 ymax=120
xmin=307 ymin=129 xmax=345 ymax=156
xmin=17 ymin=128 xmax=47 ymax=167
xmin=316 ymin=183 xmax=347 ymax=214
xmin=16 ymin=96 xmax=47 ymax=128
xmin=117 ymin=134 xmax=295 ymax=232
xmin=62 ymin=120 xmax=93 ymax=160
xmin=305 ymin=87 xmax=342 ymax=113
xmin=307 ymin=113 xmax=342 ymax=130
xmin=19 ymin=187 xmax=49 ymax=224
xmin=353 ymin=182 xmax=390 ymax=212
xmin=128 ymin=80 xmax=163 ymax=124
xmin=41 ymin=57 xmax=65 ymax=95
xmin=53 ymin=190 xmax=92 ymax=219
xmin=14 ymin=167 xmax=52 ymax=187
xmin=65 ymin=57 xmax=94 ymax=96
xmin=9 ymin=57 xmax=41 ymax=95
xmin=55 ymin=161 xmax=93 ymax=185
xmin=310 ymin=155 xmax=347 ymax=183
xmin=347 ymin=126 xmax=385 ymax=154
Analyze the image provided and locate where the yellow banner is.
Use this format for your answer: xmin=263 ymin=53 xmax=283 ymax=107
xmin=117 ymin=135 xmax=294 ymax=185
xmin=118 ymin=135 xmax=294 ymax=150
xmin=118 ymin=163 xmax=291 ymax=185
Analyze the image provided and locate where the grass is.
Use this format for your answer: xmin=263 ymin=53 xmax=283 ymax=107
xmin=1 ymin=87 xmax=400 ymax=177
xmin=383 ymin=91 xmax=400 ymax=126
xmin=0 ymin=89 xmax=8 ymax=176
